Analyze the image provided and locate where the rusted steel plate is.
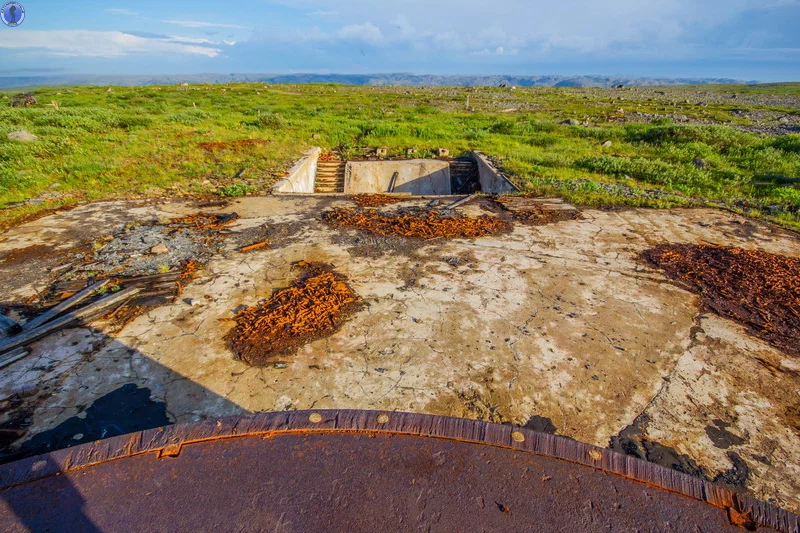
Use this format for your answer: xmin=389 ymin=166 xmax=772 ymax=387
xmin=0 ymin=410 xmax=797 ymax=533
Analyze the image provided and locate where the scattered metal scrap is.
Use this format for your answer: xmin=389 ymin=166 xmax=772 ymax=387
xmin=322 ymin=207 xmax=511 ymax=240
xmin=494 ymin=195 xmax=582 ymax=225
xmin=225 ymin=261 xmax=361 ymax=366
xmin=644 ymin=244 xmax=800 ymax=357
xmin=0 ymin=287 xmax=140 ymax=368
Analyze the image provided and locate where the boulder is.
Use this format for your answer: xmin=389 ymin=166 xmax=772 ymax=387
xmin=8 ymin=130 xmax=37 ymax=142
xmin=561 ymin=119 xmax=580 ymax=126
xmin=601 ymin=141 xmax=613 ymax=148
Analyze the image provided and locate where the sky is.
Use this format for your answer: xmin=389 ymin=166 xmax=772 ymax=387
xmin=0 ymin=0 xmax=799 ymax=81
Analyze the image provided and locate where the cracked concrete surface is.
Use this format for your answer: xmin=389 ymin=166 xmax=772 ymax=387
xmin=1 ymin=197 xmax=799 ymax=512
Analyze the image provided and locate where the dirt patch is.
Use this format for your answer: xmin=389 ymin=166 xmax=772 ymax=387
xmin=351 ymin=194 xmax=407 ymax=208
xmin=0 ymin=244 xmax=54 ymax=267
xmin=322 ymin=207 xmax=512 ymax=240
xmin=642 ymin=244 xmax=800 ymax=357
xmin=225 ymin=261 xmax=361 ymax=366
xmin=198 ymin=139 xmax=269 ymax=152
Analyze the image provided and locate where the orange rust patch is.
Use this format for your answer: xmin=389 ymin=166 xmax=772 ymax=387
xmin=225 ymin=261 xmax=361 ymax=366
xmin=322 ymin=208 xmax=511 ymax=240
xmin=351 ymin=194 xmax=407 ymax=208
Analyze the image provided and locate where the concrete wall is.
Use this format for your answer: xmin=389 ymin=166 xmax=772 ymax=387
xmin=345 ymin=159 xmax=451 ymax=195
xmin=271 ymin=147 xmax=321 ymax=194
xmin=470 ymin=151 xmax=519 ymax=194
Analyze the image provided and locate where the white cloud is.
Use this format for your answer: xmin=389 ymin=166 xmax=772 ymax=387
xmin=0 ymin=30 xmax=223 ymax=57
xmin=105 ymin=8 xmax=138 ymax=16
xmin=266 ymin=0 xmax=798 ymax=59
xmin=161 ymin=20 xmax=247 ymax=29
xmin=337 ymin=22 xmax=384 ymax=44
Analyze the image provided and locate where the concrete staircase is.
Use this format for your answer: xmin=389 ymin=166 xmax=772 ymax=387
xmin=315 ymin=160 xmax=346 ymax=193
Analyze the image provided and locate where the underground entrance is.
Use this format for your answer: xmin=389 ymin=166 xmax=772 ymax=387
xmin=271 ymin=149 xmax=520 ymax=195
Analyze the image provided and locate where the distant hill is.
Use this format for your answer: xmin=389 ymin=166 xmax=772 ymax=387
xmin=0 ymin=72 xmax=758 ymax=89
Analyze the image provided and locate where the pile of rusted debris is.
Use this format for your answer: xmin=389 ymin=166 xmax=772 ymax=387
xmin=643 ymin=244 xmax=800 ymax=356
xmin=351 ymin=194 xmax=407 ymax=208
xmin=226 ymin=261 xmax=361 ymax=366
xmin=322 ymin=207 xmax=511 ymax=240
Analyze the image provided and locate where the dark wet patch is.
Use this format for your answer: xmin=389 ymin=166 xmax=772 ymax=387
xmin=227 ymin=223 xmax=272 ymax=251
xmin=705 ymin=419 xmax=747 ymax=449
xmin=713 ymin=452 xmax=750 ymax=492
xmin=523 ymin=415 xmax=557 ymax=434
xmin=1 ymin=385 xmax=169 ymax=464
xmin=610 ymin=414 xmax=750 ymax=493
xmin=332 ymin=230 xmax=428 ymax=259
xmin=263 ymin=220 xmax=311 ymax=249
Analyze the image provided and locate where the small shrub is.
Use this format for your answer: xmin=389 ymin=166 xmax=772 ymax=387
xmin=167 ymin=109 xmax=212 ymax=126
xmin=253 ymin=111 xmax=285 ymax=129
xmin=525 ymin=133 xmax=560 ymax=148
xmin=116 ymin=114 xmax=154 ymax=129
xmin=772 ymin=135 xmax=800 ymax=154
xmin=217 ymin=183 xmax=256 ymax=197
xmin=489 ymin=120 xmax=517 ymax=135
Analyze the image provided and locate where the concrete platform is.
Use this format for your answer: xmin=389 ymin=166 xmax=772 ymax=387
xmin=1 ymin=196 xmax=799 ymax=513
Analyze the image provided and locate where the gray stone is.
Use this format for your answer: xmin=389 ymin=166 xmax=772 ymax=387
xmin=601 ymin=141 xmax=613 ymax=148
xmin=693 ymin=158 xmax=707 ymax=170
xmin=8 ymin=130 xmax=37 ymax=142
xmin=562 ymin=119 xmax=580 ymax=126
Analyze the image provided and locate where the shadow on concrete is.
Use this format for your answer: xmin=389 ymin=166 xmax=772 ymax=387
xmin=0 ymin=325 xmax=246 ymax=527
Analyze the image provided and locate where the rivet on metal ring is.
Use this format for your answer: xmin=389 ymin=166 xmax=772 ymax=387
xmin=309 ymin=413 xmax=322 ymax=423
xmin=511 ymin=431 xmax=525 ymax=443
xmin=377 ymin=414 xmax=390 ymax=424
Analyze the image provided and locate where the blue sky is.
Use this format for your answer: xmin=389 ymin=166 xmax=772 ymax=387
xmin=1 ymin=0 xmax=799 ymax=81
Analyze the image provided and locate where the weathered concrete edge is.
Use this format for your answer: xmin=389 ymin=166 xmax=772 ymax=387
xmin=0 ymin=410 xmax=796 ymax=533
xmin=271 ymin=147 xmax=321 ymax=194
xmin=469 ymin=151 xmax=520 ymax=193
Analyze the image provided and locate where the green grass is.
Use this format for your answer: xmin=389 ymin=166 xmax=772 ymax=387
xmin=0 ymin=83 xmax=798 ymax=229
